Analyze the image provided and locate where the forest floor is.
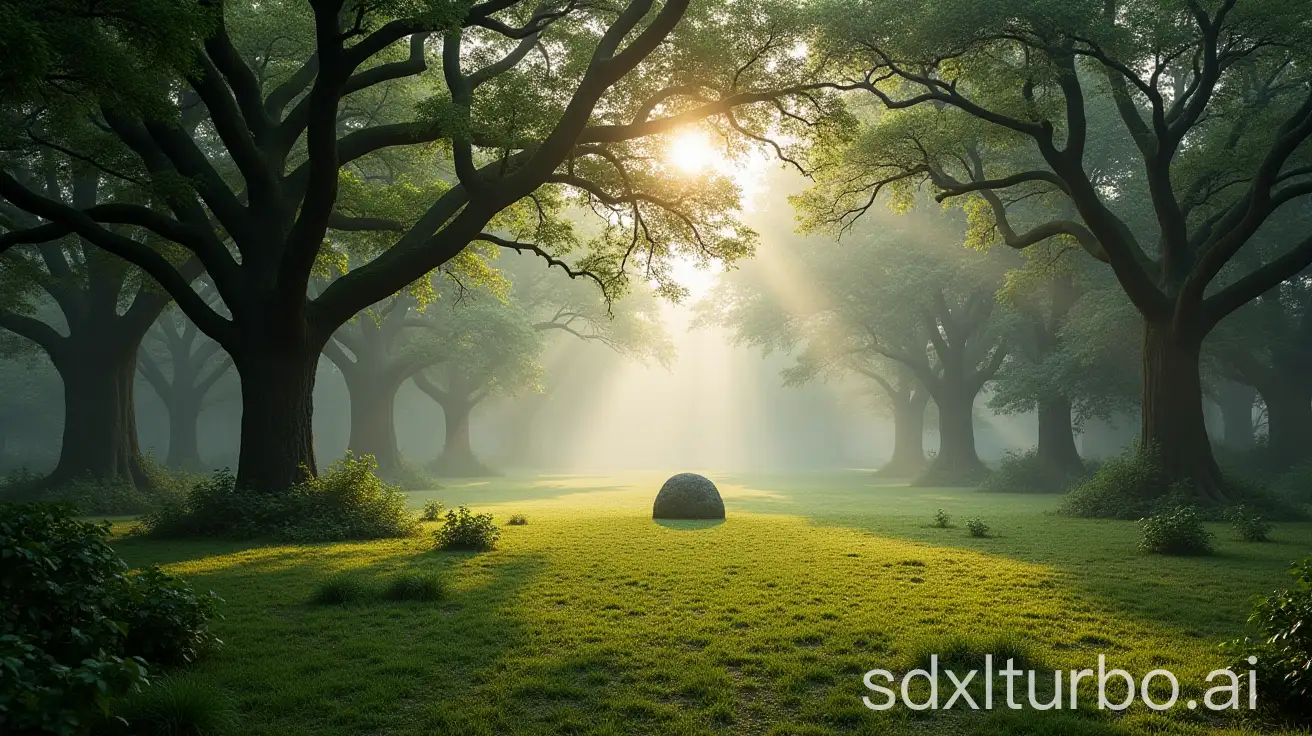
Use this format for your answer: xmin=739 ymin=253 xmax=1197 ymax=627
xmin=111 ymin=472 xmax=1312 ymax=736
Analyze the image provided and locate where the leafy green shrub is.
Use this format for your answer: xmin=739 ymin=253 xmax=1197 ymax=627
xmin=979 ymin=449 xmax=1088 ymax=494
xmin=1228 ymin=505 xmax=1274 ymax=542
xmin=311 ymin=574 xmax=374 ymax=605
xmin=388 ymin=460 xmax=443 ymax=492
xmin=382 ymin=572 xmax=447 ymax=602
xmin=506 ymin=513 xmax=528 ymax=526
xmin=141 ymin=454 xmax=420 ymax=542
xmin=421 ymin=500 xmax=446 ymax=522
xmin=932 ymin=509 xmax=952 ymax=528
xmin=0 ymin=503 xmax=220 ymax=733
xmin=434 ymin=505 xmax=500 ymax=551
xmin=1227 ymin=558 xmax=1312 ymax=720
xmin=966 ymin=517 xmax=990 ymax=538
xmin=1137 ymin=506 xmax=1214 ymax=555
xmin=1061 ymin=448 xmax=1174 ymax=519
xmin=108 ymin=676 xmax=236 ymax=736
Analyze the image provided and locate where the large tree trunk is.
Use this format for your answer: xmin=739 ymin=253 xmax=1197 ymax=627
xmin=435 ymin=397 xmax=486 ymax=476
xmin=165 ymin=393 xmax=203 ymax=470
xmin=344 ymin=372 xmax=404 ymax=477
xmin=1140 ymin=318 xmax=1227 ymax=503
xmin=879 ymin=392 xmax=928 ymax=477
xmin=233 ymin=339 xmax=320 ymax=493
xmin=47 ymin=341 xmax=151 ymax=488
xmin=1214 ymin=381 xmax=1256 ymax=452
xmin=922 ymin=386 xmax=986 ymax=485
xmin=1258 ymin=379 xmax=1312 ymax=471
xmin=1036 ymin=394 xmax=1084 ymax=472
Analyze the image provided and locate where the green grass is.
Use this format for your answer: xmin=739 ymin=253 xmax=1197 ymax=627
xmin=111 ymin=471 xmax=1312 ymax=736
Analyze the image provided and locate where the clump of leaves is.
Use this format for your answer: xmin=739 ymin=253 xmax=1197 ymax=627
xmin=932 ymin=509 xmax=952 ymax=528
xmin=434 ymin=505 xmax=501 ymax=552
xmin=0 ymin=503 xmax=220 ymax=733
xmin=421 ymin=500 xmax=446 ymax=522
xmin=1062 ymin=448 xmax=1174 ymax=519
xmin=1226 ymin=559 xmax=1312 ymax=720
xmin=966 ymin=517 xmax=990 ymax=538
xmin=141 ymin=454 xmax=420 ymax=542
xmin=382 ymin=572 xmax=447 ymax=602
xmin=506 ymin=514 xmax=528 ymax=526
xmin=0 ymin=455 xmax=194 ymax=515
xmin=1228 ymin=505 xmax=1273 ymax=542
xmin=311 ymin=574 xmax=374 ymax=605
xmin=1138 ymin=506 xmax=1213 ymax=555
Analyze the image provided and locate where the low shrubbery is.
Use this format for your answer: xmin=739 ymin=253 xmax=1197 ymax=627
xmin=1137 ymin=506 xmax=1214 ymax=555
xmin=387 ymin=460 xmax=443 ymax=491
xmin=1227 ymin=558 xmax=1312 ymax=721
xmin=0 ymin=503 xmax=221 ymax=733
xmin=932 ymin=509 xmax=952 ymax=528
xmin=506 ymin=513 xmax=528 ymax=526
xmin=420 ymin=500 xmax=446 ymax=522
xmin=311 ymin=570 xmax=447 ymax=605
xmin=140 ymin=454 xmax=420 ymax=542
xmin=382 ymin=572 xmax=447 ymax=602
xmin=434 ymin=505 xmax=500 ymax=551
xmin=106 ymin=676 xmax=236 ymax=736
xmin=966 ymin=517 xmax=990 ymax=538
xmin=0 ymin=456 xmax=194 ymax=516
xmin=1228 ymin=505 xmax=1274 ymax=542
xmin=979 ymin=449 xmax=1089 ymax=494
xmin=1061 ymin=446 xmax=1296 ymax=521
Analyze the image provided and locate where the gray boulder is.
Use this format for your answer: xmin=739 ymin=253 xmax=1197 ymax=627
xmin=653 ymin=473 xmax=725 ymax=520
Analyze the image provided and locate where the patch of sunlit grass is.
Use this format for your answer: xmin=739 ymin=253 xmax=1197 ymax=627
xmin=110 ymin=473 xmax=1312 ymax=735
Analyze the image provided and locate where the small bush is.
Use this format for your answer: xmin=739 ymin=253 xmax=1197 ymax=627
xmin=434 ymin=505 xmax=500 ymax=551
xmin=1062 ymin=448 xmax=1174 ymax=519
xmin=311 ymin=574 xmax=374 ymax=605
xmin=120 ymin=567 xmax=223 ymax=667
xmin=1137 ymin=506 xmax=1214 ymax=555
xmin=932 ymin=509 xmax=952 ymax=528
xmin=979 ymin=448 xmax=1088 ymax=494
xmin=141 ymin=454 xmax=420 ymax=542
xmin=966 ymin=517 xmax=990 ymax=538
xmin=387 ymin=459 xmax=443 ymax=491
xmin=109 ymin=676 xmax=236 ymax=736
xmin=0 ymin=503 xmax=219 ymax=733
xmin=382 ymin=572 xmax=447 ymax=602
xmin=1227 ymin=558 xmax=1312 ymax=720
xmin=1228 ymin=505 xmax=1273 ymax=542
xmin=506 ymin=514 xmax=528 ymax=526
xmin=421 ymin=500 xmax=446 ymax=522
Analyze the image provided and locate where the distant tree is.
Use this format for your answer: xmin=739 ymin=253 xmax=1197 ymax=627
xmin=0 ymin=172 xmax=192 ymax=488
xmin=137 ymin=304 xmax=234 ymax=470
xmin=705 ymin=217 xmax=1010 ymax=484
xmin=0 ymin=0 xmax=834 ymax=495
xmin=807 ymin=0 xmax=1312 ymax=502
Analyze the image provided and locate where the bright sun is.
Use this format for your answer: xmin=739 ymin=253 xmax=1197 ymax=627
xmin=666 ymin=130 xmax=718 ymax=174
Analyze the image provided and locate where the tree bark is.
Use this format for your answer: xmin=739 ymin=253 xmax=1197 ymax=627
xmin=343 ymin=371 xmax=404 ymax=477
xmin=880 ymin=391 xmax=928 ymax=477
xmin=925 ymin=386 xmax=986 ymax=484
xmin=1036 ymin=394 xmax=1084 ymax=472
xmin=165 ymin=394 xmax=204 ymax=470
xmin=1140 ymin=318 xmax=1227 ymax=502
xmin=436 ymin=397 xmax=486 ymax=476
xmin=1257 ymin=379 xmax=1312 ymax=470
xmin=47 ymin=341 xmax=151 ymax=488
xmin=1214 ymin=381 xmax=1256 ymax=452
xmin=232 ymin=337 xmax=321 ymax=493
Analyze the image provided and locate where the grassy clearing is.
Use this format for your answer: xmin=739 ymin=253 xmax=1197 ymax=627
xmin=111 ymin=472 xmax=1312 ymax=735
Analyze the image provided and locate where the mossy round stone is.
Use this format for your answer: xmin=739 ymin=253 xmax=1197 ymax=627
xmin=652 ymin=473 xmax=725 ymax=520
